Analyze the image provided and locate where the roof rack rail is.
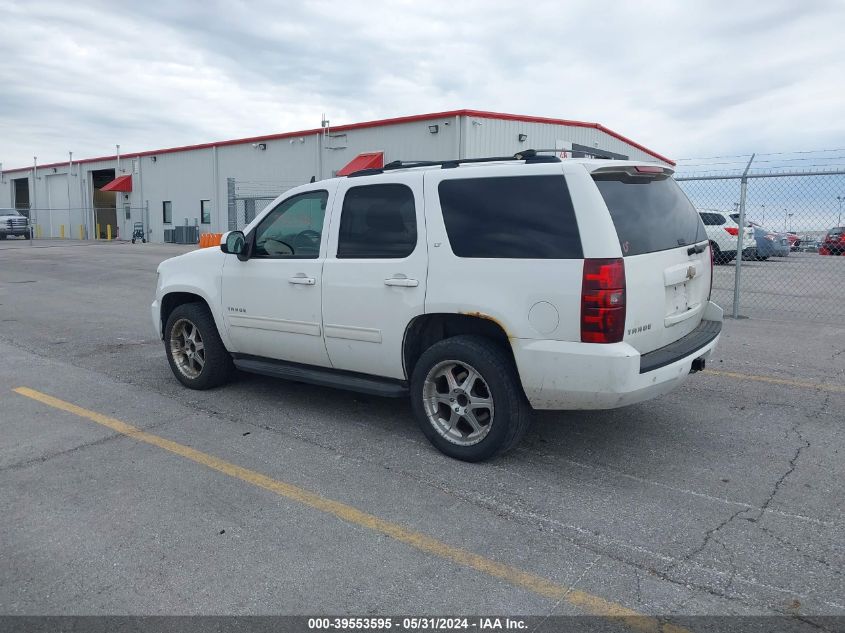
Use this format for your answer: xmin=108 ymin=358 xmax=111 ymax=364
xmin=347 ymin=149 xmax=560 ymax=177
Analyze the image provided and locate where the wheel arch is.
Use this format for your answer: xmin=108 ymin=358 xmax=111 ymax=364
xmin=160 ymin=291 xmax=213 ymax=339
xmin=402 ymin=313 xmax=515 ymax=380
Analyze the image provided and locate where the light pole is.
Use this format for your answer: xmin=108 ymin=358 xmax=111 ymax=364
xmin=786 ymin=212 xmax=793 ymax=232
xmin=761 ymin=204 xmax=766 ymax=226
xmin=837 ymin=195 xmax=843 ymax=226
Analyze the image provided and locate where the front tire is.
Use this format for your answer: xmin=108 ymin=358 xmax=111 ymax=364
xmin=410 ymin=335 xmax=531 ymax=462
xmin=164 ymin=302 xmax=234 ymax=389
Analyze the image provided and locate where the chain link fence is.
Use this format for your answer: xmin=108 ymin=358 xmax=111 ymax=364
xmin=677 ymin=166 xmax=845 ymax=324
xmin=227 ymin=178 xmax=308 ymax=231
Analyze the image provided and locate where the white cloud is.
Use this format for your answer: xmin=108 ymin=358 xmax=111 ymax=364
xmin=1 ymin=0 xmax=843 ymax=167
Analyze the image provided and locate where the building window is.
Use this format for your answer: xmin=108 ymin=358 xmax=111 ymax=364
xmin=162 ymin=201 xmax=172 ymax=224
xmin=200 ymin=200 xmax=211 ymax=224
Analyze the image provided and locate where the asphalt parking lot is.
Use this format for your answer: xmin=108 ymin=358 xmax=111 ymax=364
xmin=1 ymin=240 xmax=843 ymax=622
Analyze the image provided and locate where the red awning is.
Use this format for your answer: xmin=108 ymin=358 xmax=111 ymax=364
xmin=100 ymin=175 xmax=133 ymax=192
xmin=336 ymin=152 xmax=384 ymax=176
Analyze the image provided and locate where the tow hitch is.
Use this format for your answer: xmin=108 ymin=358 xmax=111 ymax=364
xmin=690 ymin=357 xmax=706 ymax=373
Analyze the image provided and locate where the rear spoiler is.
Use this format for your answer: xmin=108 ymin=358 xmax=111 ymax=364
xmin=590 ymin=164 xmax=675 ymax=177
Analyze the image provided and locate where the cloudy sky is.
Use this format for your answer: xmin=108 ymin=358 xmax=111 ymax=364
xmin=1 ymin=0 xmax=844 ymax=169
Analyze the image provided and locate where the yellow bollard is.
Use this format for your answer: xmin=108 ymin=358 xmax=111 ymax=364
xmin=96 ymin=223 xmax=101 ymax=240
xmin=107 ymin=225 xmax=112 ymax=241
xmin=36 ymin=225 xmax=43 ymax=239
xmin=60 ymin=225 xmax=65 ymax=239
xmin=79 ymin=225 xmax=84 ymax=240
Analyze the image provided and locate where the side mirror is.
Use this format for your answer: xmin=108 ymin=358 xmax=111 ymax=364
xmin=221 ymin=231 xmax=247 ymax=260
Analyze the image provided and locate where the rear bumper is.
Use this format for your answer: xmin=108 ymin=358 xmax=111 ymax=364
xmin=513 ymin=301 xmax=723 ymax=410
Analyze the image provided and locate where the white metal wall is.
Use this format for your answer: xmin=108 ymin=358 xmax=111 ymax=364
xmin=0 ymin=113 xmax=670 ymax=242
xmin=460 ymin=116 xmax=665 ymax=164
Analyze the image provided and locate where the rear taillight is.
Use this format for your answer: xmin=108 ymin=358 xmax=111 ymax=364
xmin=724 ymin=227 xmax=739 ymax=236
xmin=581 ymin=258 xmax=626 ymax=344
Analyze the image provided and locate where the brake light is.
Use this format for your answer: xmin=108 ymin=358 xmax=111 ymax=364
xmin=634 ymin=165 xmax=664 ymax=174
xmin=724 ymin=227 xmax=739 ymax=236
xmin=581 ymin=258 xmax=626 ymax=343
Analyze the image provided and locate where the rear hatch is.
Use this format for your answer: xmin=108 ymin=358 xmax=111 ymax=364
xmin=592 ymin=166 xmax=710 ymax=355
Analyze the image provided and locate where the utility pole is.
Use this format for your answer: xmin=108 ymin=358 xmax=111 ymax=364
xmin=761 ymin=204 xmax=766 ymax=226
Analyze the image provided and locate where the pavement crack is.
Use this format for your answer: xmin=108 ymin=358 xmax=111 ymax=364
xmin=666 ymin=506 xmax=749 ymax=574
xmin=751 ymin=403 xmax=815 ymax=522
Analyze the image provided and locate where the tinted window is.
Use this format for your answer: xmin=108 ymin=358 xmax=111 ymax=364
xmin=337 ymin=184 xmax=417 ymax=259
xmin=700 ymin=213 xmax=726 ymax=226
xmin=253 ymin=190 xmax=328 ymax=259
xmin=594 ymin=174 xmax=706 ymax=256
xmin=438 ymin=175 xmax=582 ymax=259
xmin=698 ymin=212 xmax=727 ymax=226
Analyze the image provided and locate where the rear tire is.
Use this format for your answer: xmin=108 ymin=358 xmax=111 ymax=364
xmin=164 ymin=302 xmax=234 ymax=389
xmin=410 ymin=335 xmax=531 ymax=462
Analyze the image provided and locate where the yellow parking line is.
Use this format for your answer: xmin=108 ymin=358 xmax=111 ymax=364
xmin=703 ymin=369 xmax=845 ymax=393
xmin=13 ymin=386 xmax=688 ymax=633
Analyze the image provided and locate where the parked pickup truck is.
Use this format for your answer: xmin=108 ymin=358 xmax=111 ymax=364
xmin=0 ymin=209 xmax=30 ymax=239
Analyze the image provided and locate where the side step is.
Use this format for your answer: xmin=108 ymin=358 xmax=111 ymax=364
xmin=232 ymin=355 xmax=409 ymax=398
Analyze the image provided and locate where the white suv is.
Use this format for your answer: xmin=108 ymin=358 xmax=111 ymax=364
xmin=152 ymin=153 xmax=722 ymax=461
xmin=698 ymin=210 xmax=756 ymax=263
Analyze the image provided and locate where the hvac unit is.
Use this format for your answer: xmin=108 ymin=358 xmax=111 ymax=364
xmin=163 ymin=229 xmax=175 ymax=243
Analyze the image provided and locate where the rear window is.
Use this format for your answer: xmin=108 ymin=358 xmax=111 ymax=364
xmin=438 ymin=175 xmax=582 ymax=259
xmin=593 ymin=173 xmax=706 ymax=256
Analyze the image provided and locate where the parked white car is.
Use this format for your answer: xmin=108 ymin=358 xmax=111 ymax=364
xmin=698 ymin=210 xmax=756 ymax=263
xmin=153 ymin=153 xmax=723 ymax=461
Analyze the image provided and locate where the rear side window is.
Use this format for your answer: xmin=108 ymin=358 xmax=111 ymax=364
xmin=337 ymin=184 xmax=417 ymax=259
xmin=593 ymin=173 xmax=706 ymax=256
xmin=438 ymin=175 xmax=582 ymax=259
xmin=702 ymin=212 xmax=728 ymax=226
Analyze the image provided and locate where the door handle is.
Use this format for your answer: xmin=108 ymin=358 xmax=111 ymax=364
xmin=384 ymin=277 xmax=419 ymax=287
xmin=288 ymin=276 xmax=316 ymax=285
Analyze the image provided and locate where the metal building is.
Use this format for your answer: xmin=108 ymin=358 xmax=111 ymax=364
xmin=0 ymin=110 xmax=673 ymax=243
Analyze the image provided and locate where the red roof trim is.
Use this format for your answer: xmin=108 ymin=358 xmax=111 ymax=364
xmin=336 ymin=151 xmax=384 ymax=176
xmin=1 ymin=109 xmax=673 ymax=173
xmin=100 ymin=174 xmax=133 ymax=192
